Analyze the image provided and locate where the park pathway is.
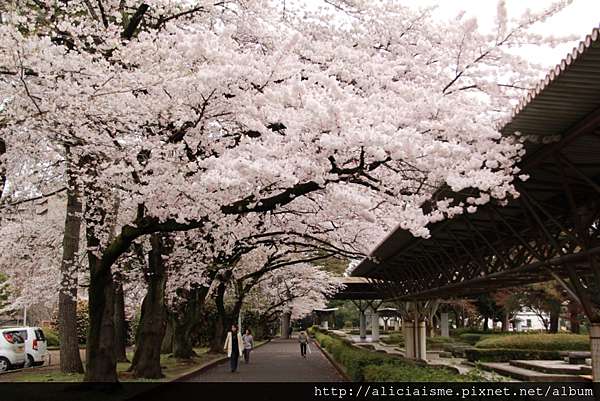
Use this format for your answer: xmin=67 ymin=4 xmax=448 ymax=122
xmin=185 ymin=338 xmax=343 ymax=382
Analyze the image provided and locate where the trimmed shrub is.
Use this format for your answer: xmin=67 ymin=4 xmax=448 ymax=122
xmin=459 ymin=333 xmax=502 ymax=345
xmin=465 ymin=348 xmax=562 ymax=362
xmin=459 ymin=333 xmax=486 ymax=344
xmin=381 ymin=333 xmax=404 ymax=345
xmin=427 ymin=336 xmax=454 ymax=349
xmin=452 ymin=327 xmax=485 ymax=336
xmin=475 ymin=333 xmax=590 ymax=351
xmin=363 ymin=363 xmax=485 ymax=382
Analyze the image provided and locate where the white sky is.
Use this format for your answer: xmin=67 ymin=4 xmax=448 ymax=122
xmin=401 ymin=0 xmax=600 ymax=68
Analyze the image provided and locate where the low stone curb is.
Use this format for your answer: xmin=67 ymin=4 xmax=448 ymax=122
xmin=311 ymin=339 xmax=351 ymax=382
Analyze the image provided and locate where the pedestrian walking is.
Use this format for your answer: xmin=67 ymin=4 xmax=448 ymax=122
xmin=298 ymin=330 xmax=308 ymax=358
xmin=224 ymin=324 xmax=244 ymax=372
xmin=242 ymin=328 xmax=254 ymax=363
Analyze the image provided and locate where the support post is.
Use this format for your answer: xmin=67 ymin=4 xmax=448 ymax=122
xmin=440 ymin=312 xmax=449 ymax=337
xmin=359 ymin=310 xmax=367 ymax=340
xmin=403 ymin=320 xmax=414 ymax=359
xmin=416 ymin=320 xmax=427 ymax=361
xmin=371 ymin=310 xmax=380 ymax=342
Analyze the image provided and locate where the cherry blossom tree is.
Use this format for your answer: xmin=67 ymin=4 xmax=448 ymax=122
xmin=244 ymin=263 xmax=343 ymax=326
xmin=0 ymin=0 xmax=572 ymax=382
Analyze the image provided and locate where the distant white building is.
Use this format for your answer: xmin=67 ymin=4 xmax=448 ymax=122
xmin=512 ymin=309 xmax=550 ymax=332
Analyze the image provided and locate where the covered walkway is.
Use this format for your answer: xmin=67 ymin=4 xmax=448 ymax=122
xmin=185 ymin=338 xmax=343 ymax=382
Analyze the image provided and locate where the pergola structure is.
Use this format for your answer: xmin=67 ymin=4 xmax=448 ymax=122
xmin=313 ymin=307 xmax=338 ymax=330
xmin=351 ymin=27 xmax=600 ymax=376
xmin=377 ymin=307 xmax=400 ymax=331
xmin=330 ymin=277 xmax=384 ymax=340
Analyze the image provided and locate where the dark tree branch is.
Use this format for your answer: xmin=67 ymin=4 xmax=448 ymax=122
xmin=122 ymin=3 xmax=150 ymax=40
xmin=96 ymin=0 xmax=109 ymax=28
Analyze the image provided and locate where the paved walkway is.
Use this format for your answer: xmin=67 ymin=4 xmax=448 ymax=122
xmin=186 ymin=338 xmax=343 ymax=382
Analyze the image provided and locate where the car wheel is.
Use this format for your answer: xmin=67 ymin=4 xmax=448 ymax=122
xmin=24 ymin=355 xmax=34 ymax=368
xmin=0 ymin=357 xmax=9 ymax=372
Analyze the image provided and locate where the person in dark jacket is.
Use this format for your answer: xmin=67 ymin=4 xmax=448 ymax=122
xmin=298 ymin=331 xmax=308 ymax=358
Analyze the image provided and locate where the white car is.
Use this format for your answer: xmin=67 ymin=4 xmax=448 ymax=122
xmin=0 ymin=328 xmax=26 ymax=372
xmin=8 ymin=327 xmax=48 ymax=368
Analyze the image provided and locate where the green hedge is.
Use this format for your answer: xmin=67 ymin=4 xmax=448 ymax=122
xmin=311 ymin=327 xmax=480 ymax=382
xmin=381 ymin=334 xmax=454 ymax=348
xmin=363 ymin=363 xmax=488 ymax=382
xmin=381 ymin=333 xmax=404 ymax=345
xmin=465 ymin=348 xmax=562 ymax=362
xmin=459 ymin=333 xmax=505 ymax=345
xmin=475 ymin=333 xmax=589 ymax=351
xmin=428 ymin=336 xmax=455 ymax=348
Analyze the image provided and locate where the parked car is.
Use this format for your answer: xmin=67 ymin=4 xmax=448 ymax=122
xmin=0 ymin=328 xmax=26 ymax=372
xmin=7 ymin=327 xmax=48 ymax=368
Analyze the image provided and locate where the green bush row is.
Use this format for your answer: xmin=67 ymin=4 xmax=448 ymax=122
xmin=451 ymin=328 xmax=515 ymax=336
xmin=458 ymin=332 xmax=515 ymax=344
xmin=475 ymin=333 xmax=589 ymax=351
xmin=459 ymin=333 xmax=497 ymax=344
xmin=428 ymin=336 xmax=455 ymax=347
xmin=381 ymin=334 xmax=454 ymax=349
xmin=465 ymin=348 xmax=562 ymax=362
xmin=311 ymin=327 xmax=480 ymax=382
xmin=380 ymin=333 xmax=404 ymax=345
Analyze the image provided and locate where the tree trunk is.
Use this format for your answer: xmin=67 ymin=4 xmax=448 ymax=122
xmin=113 ymin=282 xmax=129 ymax=363
xmin=161 ymin=314 xmax=174 ymax=354
xmin=483 ymin=317 xmax=489 ymax=331
xmin=58 ymin=154 xmax=84 ymax=374
xmin=85 ymin=254 xmax=117 ymax=382
xmin=501 ymin=312 xmax=510 ymax=332
xmin=568 ymin=302 xmax=581 ymax=334
xmin=454 ymin=309 xmax=464 ymax=328
xmin=549 ymin=308 xmax=560 ymax=333
xmin=173 ymin=319 xmax=196 ymax=359
xmin=172 ymin=286 xmax=207 ymax=359
xmin=129 ymin=234 xmax=169 ymax=379
xmin=84 ymin=181 xmax=117 ymax=382
xmin=209 ymin=282 xmax=228 ymax=353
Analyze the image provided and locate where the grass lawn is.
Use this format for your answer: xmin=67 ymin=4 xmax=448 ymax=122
xmin=1 ymin=347 xmax=222 ymax=383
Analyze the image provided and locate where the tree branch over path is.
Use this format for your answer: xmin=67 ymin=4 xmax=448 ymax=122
xmin=122 ymin=3 xmax=150 ymax=40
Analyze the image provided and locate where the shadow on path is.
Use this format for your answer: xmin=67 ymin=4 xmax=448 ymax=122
xmin=185 ymin=338 xmax=343 ymax=382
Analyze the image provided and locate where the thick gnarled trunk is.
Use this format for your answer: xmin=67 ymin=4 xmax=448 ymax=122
xmin=172 ymin=286 xmax=208 ymax=359
xmin=209 ymin=282 xmax=227 ymax=354
xmin=83 ymin=175 xmax=117 ymax=382
xmin=85 ymin=255 xmax=117 ymax=382
xmin=161 ymin=314 xmax=174 ymax=354
xmin=58 ymin=154 xmax=84 ymax=374
xmin=129 ymin=234 xmax=169 ymax=378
